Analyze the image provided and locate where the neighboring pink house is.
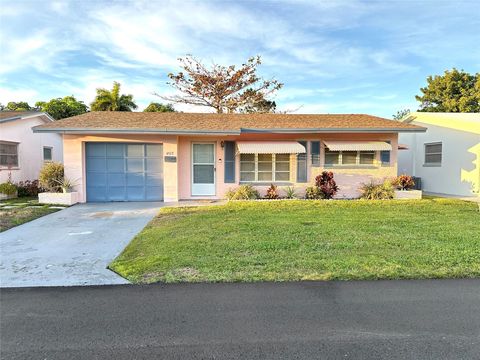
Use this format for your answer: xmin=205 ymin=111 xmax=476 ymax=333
xmin=0 ymin=111 xmax=63 ymax=183
xmin=33 ymin=112 xmax=425 ymax=202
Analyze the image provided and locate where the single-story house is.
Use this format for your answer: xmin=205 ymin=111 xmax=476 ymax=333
xmin=33 ymin=112 xmax=425 ymax=202
xmin=398 ymin=112 xmax=480 ymax=198
xmin=0 ymin=111 xmax=63 ymax=183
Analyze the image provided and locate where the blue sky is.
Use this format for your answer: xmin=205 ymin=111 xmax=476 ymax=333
xmin=1 ymin=0 xmax=479 ymax=118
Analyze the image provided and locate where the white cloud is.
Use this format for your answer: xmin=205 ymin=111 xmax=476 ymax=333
xmin=0 ymin=0 xmax=478 ymax=117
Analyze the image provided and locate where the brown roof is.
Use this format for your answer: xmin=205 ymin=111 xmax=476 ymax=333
xmin=0 ymin=111 xmax=48 ymax=122
xmin=33 ymin=111 xmax=425 ymax=134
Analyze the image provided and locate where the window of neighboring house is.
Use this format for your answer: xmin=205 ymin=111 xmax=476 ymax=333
xmin=43 ymin=147 xmax=53 ymax=162
xmin=324 ymin=149 xmax=377 ymax=166
xmin=240 ymin=153 xmax=291 ymax=182
xmin=0 ymin=141 xmax=19 ymax=167
xmin=424 ymin=142 xmax=442 ymax=166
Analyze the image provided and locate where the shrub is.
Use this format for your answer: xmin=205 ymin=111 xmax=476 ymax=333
xmin=284 ymin=186 xmax=297 ymax=199
xmin=16 ymin=180 xmax=41 ymax=197
xmin=305 ymin=186 xmax=323 ymax=199
xmin=392 ymin=174 xmax=415 ymax=190
xmin=265 ymin=184 xmax=279 ymax=199
xmin=39 ymin=162 xmax=64 ymax=193
xmin=225 ymin=185 xmax=260 ymax=200
xmin=54 ymin=177 xmax=76 ymax=193
xmin=315 ymin=171 xmax=339 ymax=199
xmin=0 ymin=182 xmax=17 ymax=195
xmin=359 ymin=180 xmax=394 ymax=200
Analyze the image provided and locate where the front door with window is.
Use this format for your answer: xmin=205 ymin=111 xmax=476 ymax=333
xmin=192 ymin=143 xmax=215 ymax=196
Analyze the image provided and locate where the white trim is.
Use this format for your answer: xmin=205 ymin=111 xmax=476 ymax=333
xmin=191 ymin=142 xmax=216 ymax=196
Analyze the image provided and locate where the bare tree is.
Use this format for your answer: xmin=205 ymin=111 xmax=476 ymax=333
xmin=159 ymin=55 xmax=283 ymax=113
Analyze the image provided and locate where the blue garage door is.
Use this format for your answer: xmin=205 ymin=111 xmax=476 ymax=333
xmin=86 ymin=143 xmax=163 ymax=202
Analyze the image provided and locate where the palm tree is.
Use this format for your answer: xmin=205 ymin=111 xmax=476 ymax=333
xmin=90 ymin=82 xmax=138 ymax=111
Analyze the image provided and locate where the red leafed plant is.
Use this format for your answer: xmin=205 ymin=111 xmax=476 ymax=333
xmin=392 ymin=174 xmax=415 ymax=190
xmin=265 ymin=184 xmax=279 ymax=199
xmin=314 ymin=171 xmax=339 ymax=199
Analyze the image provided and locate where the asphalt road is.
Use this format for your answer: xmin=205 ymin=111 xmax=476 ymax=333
xmin=1 ymin=279 xmax=479 ymax=359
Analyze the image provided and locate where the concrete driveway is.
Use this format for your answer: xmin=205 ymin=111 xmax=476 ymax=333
xmin=0 ymin=202 xmax=163 ymax=287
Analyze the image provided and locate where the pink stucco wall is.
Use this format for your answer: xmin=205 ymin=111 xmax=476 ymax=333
xmin=178 ymin=132 xmax=398 ymax=200
xmin=63 ymin=132 xmax=398 ymax=202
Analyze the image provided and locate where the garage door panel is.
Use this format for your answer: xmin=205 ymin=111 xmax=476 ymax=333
xmin=106 ymin=143 xmax=124 ymax=157
xmin=146 ymin=144 xmax=162 ymax=157
xmin=107 ymin=187 xmax=126 ymax=201
xmin=107 ymin=173 xmax=125 ymax=186
xmin=127 ymin=187 xmax=145 ymax=201
xmin=107 ymin=158 xmax=125 ymax=172
xmin=86 ymin=143 xmax=163 ymax=202
xmin=87 ymin=172 xmax=106 ymax=186
xmin=127 ymin=158 xmax=144 ymax=172
xmin=87 ymin=158 xmax=106 ymax=172
xmin=146 ymin=186 xmax=163 ymax=201
xmin=146 ymin=174 xmax=163 ymax=186
xmin=127 ymin=173 xmax=144 ymax=186
xmin=127 ymin=144 xmax=144 ymax=157
xmin=86 ymin=143 xmax=106 ymax=157
xmin=87 ymin=186 xmax=107 ymax=201
xmin=146 ymin=158 xmax=162 ymax=173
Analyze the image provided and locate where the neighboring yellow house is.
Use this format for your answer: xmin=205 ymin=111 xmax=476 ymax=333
xmin=399 ymin=112 xmax=480 ymax=197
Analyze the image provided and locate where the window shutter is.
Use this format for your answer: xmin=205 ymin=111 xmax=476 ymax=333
xmin=311 ymin=141 xmax=320 ymax=166
xmin=296 ymin=141 xmax=307 ymax=183
xmin=224 ymin=141 xmax=236 ymax=183
xmin=380 ymin=140 xmax=391 ymax=165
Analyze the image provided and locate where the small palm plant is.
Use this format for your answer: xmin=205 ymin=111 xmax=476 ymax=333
xmin=54 ymin=177 xmax=77 ymax=193
xmin=284 ymin=186 xmax=297 ymax=199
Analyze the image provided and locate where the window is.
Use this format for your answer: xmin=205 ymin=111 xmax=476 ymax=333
xmin=359 ymin=151 xmax=375 ymax=165
xmin=324 ymin=148 xmax=377 ymax=166
xmin=43 ymin=147 xmax=53 ymax=162
xmin=424 ymin=142 xmax=442 ymax=166
xmin=0 ymin=142 xmax=19 ymax=167
xmin=311 ymin=141 xmax=320 ymax=166
xmin=240 ymin=153 xmax=290 ymax=182
xmin=325 ymin=149 xmax=340 ymax=165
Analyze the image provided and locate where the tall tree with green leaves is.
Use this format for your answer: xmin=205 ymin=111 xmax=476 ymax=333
xmin=35 ymin=96 xmax=88 ymax=120
xmin=90 ymin=82 xmax=137 ymax=111
xmin=160 ymin=55 xmax=283 ymax=113
xmin=4 ymin=101 xmax=36 ymax=111
xmin=416 ymin=68 xmax=480 ymax=112
xmin=143 ymin=102 xmax=176 ymax=112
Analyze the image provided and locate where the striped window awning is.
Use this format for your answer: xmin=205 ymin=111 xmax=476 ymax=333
xmin=323 ymin=141 xmax=392 ymax=151
xmin=236 ymin=141 xmax=306 ymax=154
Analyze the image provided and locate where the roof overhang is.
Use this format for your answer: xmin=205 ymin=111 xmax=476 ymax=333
xmin=32 ymin=128 xmax=241 ymax=135
xmin=0 ymin=112 xmax=55 ymax=124
xmin=33 ymin=126 xmax=426 ymax=135
xmin=237 ymin=141 xmax=306 ymax=154
xmin=240 ymin=127 xmax=426 ymax=133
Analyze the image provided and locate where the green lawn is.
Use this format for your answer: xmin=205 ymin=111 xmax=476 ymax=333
xmin=109 ymin=199 xmax=480 ymax=283
xmin=0 ymin=197 xmax=65 ymax=232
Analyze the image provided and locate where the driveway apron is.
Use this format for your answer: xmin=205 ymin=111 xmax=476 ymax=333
xmin=0 ymin=202 xmax=163 ymax=287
